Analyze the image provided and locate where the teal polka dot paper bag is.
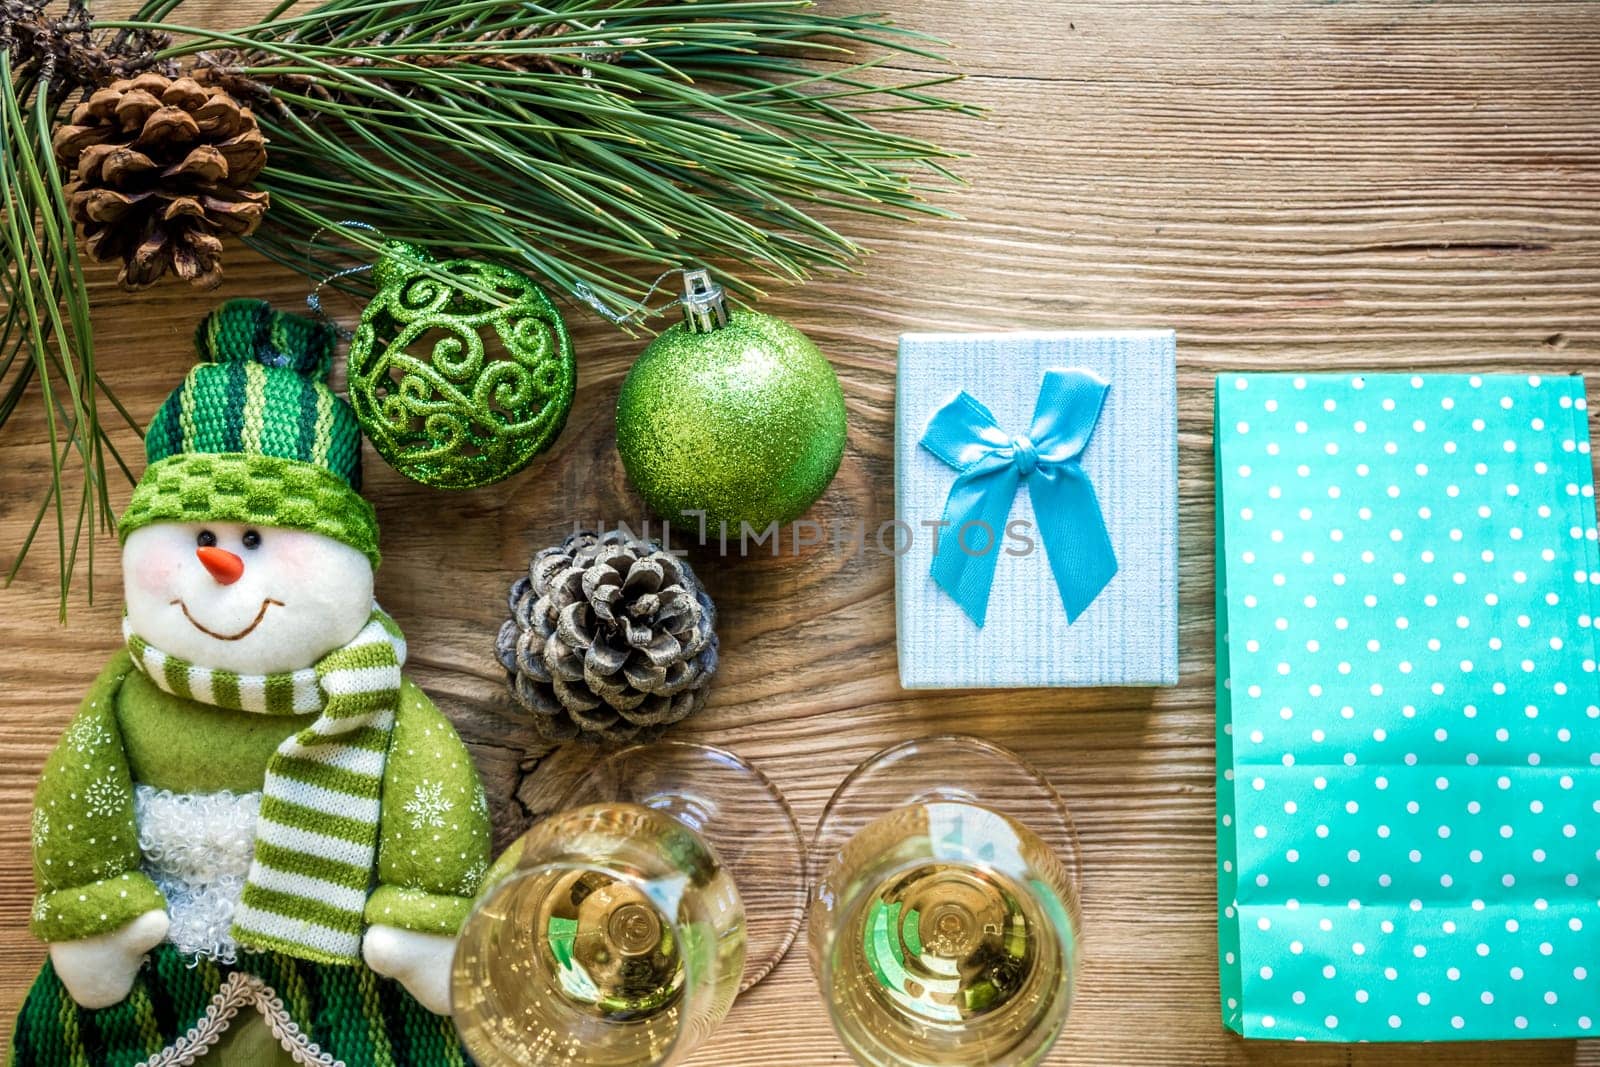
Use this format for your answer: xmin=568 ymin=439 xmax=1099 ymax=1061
xmin=1215 ymin=373 xmax=1600 ymax=1042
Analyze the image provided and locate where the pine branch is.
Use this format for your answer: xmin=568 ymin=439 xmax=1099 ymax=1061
xmin=0 ymin=49 xmax=120 ymax=618
xmin=2 ymin=0 xmax=974 ymax=614
xmin=136 ymin=0 xmax=977 ymax=317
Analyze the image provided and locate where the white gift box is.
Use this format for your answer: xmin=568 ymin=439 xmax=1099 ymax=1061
xmin=893 ymin=330 xmax=1179 ymax=689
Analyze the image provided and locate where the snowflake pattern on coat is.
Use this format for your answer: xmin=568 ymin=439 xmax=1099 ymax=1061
xmin=403 ymin=780 xmax=452 ymax=830
xmin=64 ymin=718 xmax=112 ymax=754
xmin=456 ymin=856 xmax=489 ymax=897
xmin=83 ymin=774 xmax=126 ymax=819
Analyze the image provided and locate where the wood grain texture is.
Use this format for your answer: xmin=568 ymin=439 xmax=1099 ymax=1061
xmin=3 ymin=1 xmax=1600 ymax=1063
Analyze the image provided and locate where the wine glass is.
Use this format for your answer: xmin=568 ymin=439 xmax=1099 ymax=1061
xmin=452 ymin=741 xmax=807 ymax=1067
xmin=808 ymin=735 xmax=1083 ymax=1067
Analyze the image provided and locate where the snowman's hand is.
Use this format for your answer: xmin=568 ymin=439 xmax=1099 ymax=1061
xmin=49 ymin=909 xmax=168 ymax=1009
xmin=362 ymin=924 xmax=456 ymax=1015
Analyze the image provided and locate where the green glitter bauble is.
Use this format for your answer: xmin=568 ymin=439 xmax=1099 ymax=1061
xmin=347 ymin=240 xmax=575 ymax=490
xmin=615 ymin=309 xmax=848 ymax=531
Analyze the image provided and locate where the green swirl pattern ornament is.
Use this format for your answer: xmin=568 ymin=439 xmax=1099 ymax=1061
xmin=347 ymin=241 xmax=575 ymax=490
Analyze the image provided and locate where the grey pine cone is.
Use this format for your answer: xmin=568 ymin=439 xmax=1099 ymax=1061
xmin=497 ymin=529 xmax=719 ymax=742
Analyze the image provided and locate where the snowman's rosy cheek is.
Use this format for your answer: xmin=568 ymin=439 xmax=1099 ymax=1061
xmin=130 ymin=541 xmax=183 ymax=597
xmin=269 ymin=529 xmax=374 ymax=594
xmin=263 ymin=529 xmax=311 ymax=570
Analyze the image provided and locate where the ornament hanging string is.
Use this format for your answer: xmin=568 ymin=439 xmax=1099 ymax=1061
xmin=304 ymin=220 xmax=385 ymax=338
xmin=572 ymin=269 xmax=696 ymax=327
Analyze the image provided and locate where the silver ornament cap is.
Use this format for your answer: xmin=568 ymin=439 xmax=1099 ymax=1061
xmin=680 ymin=268 xmax=729 ymax=333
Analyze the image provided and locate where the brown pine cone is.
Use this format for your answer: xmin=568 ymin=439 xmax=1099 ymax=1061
xmin=52 ymin=73 xmax=269 ymax=290
xmin=497 ymin=529 xmax=719 ymax=743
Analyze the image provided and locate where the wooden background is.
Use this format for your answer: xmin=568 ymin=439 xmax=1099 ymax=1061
xmin=3 ymin=1 xmax=1599 ymax=1063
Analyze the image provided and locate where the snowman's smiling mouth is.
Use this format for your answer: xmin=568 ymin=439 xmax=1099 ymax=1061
xmin=171 ymin=597 xmax=285 ymax=641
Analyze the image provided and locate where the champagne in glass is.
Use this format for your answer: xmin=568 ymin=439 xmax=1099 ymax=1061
xmin=810 ymin=737 xmax=1081 ymax=1067
xmin=453 ymin=802 xmax=746 ymax=1067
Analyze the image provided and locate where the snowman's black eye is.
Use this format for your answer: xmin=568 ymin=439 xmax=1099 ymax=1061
xmin=197 ymin=530 xmax=217 ymax=548
xmin=242 ymin=530 xmax=262 ymax=550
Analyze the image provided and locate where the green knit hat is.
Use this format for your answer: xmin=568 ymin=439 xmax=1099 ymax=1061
xmin=119 ymin=299 xmax=380 ymax=567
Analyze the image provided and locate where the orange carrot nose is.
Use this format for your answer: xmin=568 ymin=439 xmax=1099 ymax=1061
xmin=196 ymin=545 xmax=245 ymax=585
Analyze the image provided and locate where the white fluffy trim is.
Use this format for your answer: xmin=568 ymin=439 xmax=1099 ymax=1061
xmin=134 ymin=785 xmax=261 ymax=962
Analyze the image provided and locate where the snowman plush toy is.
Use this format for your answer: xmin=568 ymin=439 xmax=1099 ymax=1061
xmin=11 ymin=301 xmax=491 ymax=1066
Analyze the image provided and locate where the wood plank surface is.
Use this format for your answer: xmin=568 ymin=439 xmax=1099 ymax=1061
xmin=4 ymin=1 xmax=1600 ymax=1063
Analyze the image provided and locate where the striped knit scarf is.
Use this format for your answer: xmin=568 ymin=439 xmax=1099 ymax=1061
xmin=123 ymin=605 xmax=406 ymax=966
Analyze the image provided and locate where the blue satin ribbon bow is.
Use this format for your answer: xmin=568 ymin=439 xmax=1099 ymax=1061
xmin=919 ymin=368 xmax=1119 ymax=627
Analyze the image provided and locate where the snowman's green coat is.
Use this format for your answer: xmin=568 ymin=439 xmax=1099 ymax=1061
xmin=118 ymin=667 xmax=318 ymax=793
xmin=30 ymin=651 xmax=491 ymax=945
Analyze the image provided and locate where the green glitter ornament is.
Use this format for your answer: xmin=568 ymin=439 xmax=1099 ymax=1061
xmin=346 ymin=240 xmax=576 ymax=490
xmin=616 ymin=270 xmax=848 ymax=531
